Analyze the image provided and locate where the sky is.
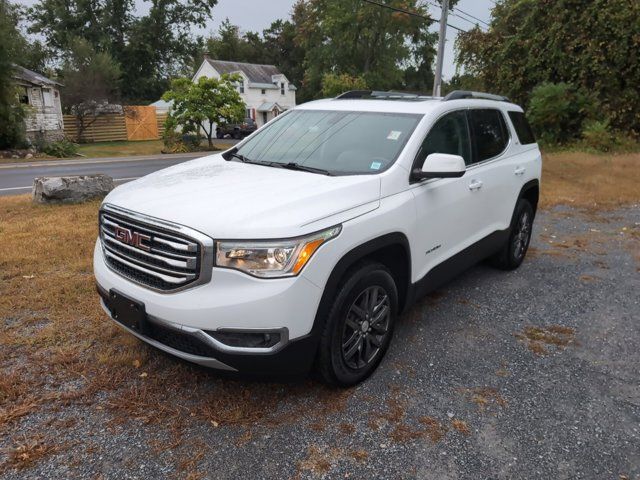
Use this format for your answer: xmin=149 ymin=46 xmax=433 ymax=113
xmin=206 ymin=0 xmax=495 ymax=80
xmin=16 ymin=0 xmax=495 ymax=80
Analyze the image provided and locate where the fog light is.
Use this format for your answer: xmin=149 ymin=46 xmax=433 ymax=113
xmin=208 ymin=330 xmax=281 ymax=348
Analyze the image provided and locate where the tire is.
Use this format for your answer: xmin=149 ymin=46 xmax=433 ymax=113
xmin=216 ymin=131 xmax=224 ymax=139
xmin=232 ymin=130 xmax=241 ymax=140
xmin=490 ymin=199 xmax=534 ymax=270
xmin=316 ymin=261 xmax=398 ymax=387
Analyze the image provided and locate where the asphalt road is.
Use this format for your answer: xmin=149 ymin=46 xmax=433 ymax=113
xmin=0 ymin=153 xmax=212 ymax=196
xmin=2 ymin=205 xmax=639 ymax=479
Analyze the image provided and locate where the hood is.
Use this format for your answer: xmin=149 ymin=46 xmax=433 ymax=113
xmin=103 ymin=154 xmax=381 ymax=238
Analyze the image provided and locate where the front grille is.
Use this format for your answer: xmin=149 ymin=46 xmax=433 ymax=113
xmin=99 ymin=206 xmax=212 ymax=292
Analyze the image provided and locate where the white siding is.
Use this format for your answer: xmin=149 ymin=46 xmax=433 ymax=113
xmin=24 ymin=86 xmax=64 ymax=135
xmin=193 ymin=61 xmax=297 ymax=128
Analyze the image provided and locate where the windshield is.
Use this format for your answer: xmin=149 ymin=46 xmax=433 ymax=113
xmin=235 ymin=110 xmax=422 ymax=175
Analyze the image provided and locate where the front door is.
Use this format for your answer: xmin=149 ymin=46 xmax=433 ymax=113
xmin=410 ymin=110 xmax=478 ymax=282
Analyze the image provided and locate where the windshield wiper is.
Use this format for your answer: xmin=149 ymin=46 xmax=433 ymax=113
xmin=278 ymin=162 xmax=332 ymax=176
xmin=224 ymin=150 xmax=332 ymax=175
xmin=222 ymin=147 xmax=250 ymax=163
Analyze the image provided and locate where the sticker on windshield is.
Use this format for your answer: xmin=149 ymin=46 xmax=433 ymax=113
xmin=370 ymin=161 xmax=382 ymax=170
xmin=387 ymin=130 xmax=402 ymax=141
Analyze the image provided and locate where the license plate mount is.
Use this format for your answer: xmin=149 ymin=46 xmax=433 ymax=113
xmin=108 ymin=289 xmax=147 ymax=333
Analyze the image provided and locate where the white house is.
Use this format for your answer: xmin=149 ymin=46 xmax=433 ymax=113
xmin=13 ymin=66 xmax=65 ymax=143
xmin=193 ymin=56 xmax=297 ymax=127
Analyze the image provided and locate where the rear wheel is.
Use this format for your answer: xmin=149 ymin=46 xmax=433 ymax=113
xmin=491 ymin=199 xmax=534 ymax=270
xmin=316 ymin=262 xmax=397 ymax=386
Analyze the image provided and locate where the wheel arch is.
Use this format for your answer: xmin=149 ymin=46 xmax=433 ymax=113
xmin=310 ymin=233 xmax=412 ymax=339
xmin=518 ymin=179 xmax=540 ymax=216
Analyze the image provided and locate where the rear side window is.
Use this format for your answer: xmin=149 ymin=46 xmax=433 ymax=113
xmin=508 ymin=111 xmax=536 ymax=144
xmin=468 ymin=109 xmax=509 ymax=162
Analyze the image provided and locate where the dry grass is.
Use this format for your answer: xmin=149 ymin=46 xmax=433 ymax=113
xmin=540 ymin=152 xmax=640 ymax=209
xmin=418 ymin=416 xmax=449 ymax=443
xmin=458 ymin=387 xmax=507 ymax=412
xmin=0 ymin=195 xmax=361 ymax=474
xmin=0 ymin=435 xmax=67 ymax=472
xmin=515 ymin=325 xmax=576 ymax=356
xmin=0 ymin=150 xmax=636 ymax=472
xmin=451 ymin=419 xmax=471 ymax=436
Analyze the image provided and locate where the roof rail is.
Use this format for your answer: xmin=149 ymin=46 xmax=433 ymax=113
xmin=442 ymin=90 xmax=510 ymax=102
xmin=336 ymin=90 xmax=435 ymax=101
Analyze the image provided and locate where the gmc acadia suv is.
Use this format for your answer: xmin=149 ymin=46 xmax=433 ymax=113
xmin=94 ymin=90 xmax=541 ymax=386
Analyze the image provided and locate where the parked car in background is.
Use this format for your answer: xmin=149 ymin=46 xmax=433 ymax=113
xmin=216 ymin=118 xmax=257 ymax=139
xmin=95 ymin=90 xmax=541 ymax=387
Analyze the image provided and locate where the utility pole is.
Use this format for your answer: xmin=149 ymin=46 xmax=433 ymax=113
xmin=432 ymin=0 xmax=449 ymax=97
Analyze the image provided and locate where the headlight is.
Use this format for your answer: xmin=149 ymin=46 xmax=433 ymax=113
xmin=215 ymin=225 xmax=341 ymax=278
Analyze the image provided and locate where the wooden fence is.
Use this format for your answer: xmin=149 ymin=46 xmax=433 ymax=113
xmin=63 ymin=107 xmax=169 ymax=143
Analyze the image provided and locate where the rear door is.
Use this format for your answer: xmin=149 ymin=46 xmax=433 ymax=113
xmin=465 ymin=108 xmax=514 ymax=238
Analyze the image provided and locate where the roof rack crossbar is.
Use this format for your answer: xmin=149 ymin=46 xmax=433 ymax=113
xmin=442 ymin=90 xmax=510 ymax=102
xmin=335 ymin=90 xmax=435 ymax=101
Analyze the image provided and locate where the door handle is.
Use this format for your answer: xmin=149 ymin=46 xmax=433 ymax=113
xmin=514 ymin=166 xmax=526 ymax=176
xmin=468 ymin=179 xmax=483 ymax=191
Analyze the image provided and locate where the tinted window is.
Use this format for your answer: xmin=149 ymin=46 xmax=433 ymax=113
xmin=237 ymin=110 xmax=421 ymax=175
xmin=415 ymin=110 xmax=472 ymax=167
xmin=469 ymin=109 xmax=509 ymax=162
xmin=508 ymin=111 xmax=536 ymax=144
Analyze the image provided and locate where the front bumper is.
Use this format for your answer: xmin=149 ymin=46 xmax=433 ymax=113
xmin=94 ymin=240 xmax=323 ymax=376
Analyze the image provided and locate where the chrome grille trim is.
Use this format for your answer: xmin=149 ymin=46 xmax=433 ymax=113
xmin=99 ymin=204 xmax=214 ymax=293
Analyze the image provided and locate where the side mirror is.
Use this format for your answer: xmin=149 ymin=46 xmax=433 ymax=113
xmin=412 ymin=153 xmax=466 ymax=180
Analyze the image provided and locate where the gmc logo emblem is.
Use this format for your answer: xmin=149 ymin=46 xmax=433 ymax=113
xmin=114 ymin=226 xmax=151 ymax=252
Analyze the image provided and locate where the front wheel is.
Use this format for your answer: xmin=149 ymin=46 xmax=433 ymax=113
xmin=490 ymin=199 xmax=534 ymax=270
xmin=316 ymin=262 xmax=398 ymax=387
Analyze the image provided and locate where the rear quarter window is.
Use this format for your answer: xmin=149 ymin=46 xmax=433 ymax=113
xmin=508 ymin=111 xmax=536 ymax=145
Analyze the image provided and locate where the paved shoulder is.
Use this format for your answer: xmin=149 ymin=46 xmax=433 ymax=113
xmin=0 ymin=152 xmax=211 ymax=196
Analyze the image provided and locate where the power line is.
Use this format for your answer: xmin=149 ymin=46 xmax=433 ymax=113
xmin=453 ymin=7 xmax=490 ymax=27
xmin=361 ymin=0 xmax=467 ymax=32
xmin=450 ymin=12 xmax=488 ymax=31
xmin=361 ymin=0 xmax=433 ymax=21
xmin=451 ymin=12 xmax=486 ymax=28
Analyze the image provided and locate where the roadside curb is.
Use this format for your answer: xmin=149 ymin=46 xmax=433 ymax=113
xmin=0 ymin=151 xmax=213 ymax=170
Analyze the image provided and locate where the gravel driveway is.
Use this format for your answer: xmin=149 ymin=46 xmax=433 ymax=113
xmin=2 ymin=206 xmax=639 ymax=480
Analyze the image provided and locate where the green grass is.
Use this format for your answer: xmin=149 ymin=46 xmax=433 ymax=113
xmin=0 ymin=139 xmax=230 ymax=165
xmin=76 ymin=140 xmax=165 ymax=158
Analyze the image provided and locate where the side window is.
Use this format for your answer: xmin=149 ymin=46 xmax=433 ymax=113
xmin=468 ymin=109 xmax=509 ymax=162
xmin=414 ymin=110 xmax=472 ymax=168
xmin=508 ymin=111 xmax=536 ymax=144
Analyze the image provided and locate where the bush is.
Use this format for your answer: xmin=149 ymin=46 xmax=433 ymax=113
xmin=0 ymin=100 xmax=27 ymax=149
xmin=528 ymin=82 xmax=595 ymax=145
xmin=162 ymin=115 xmax=202 ymax=153
xmin=42 ymin=139 xmax=78 ymax=158
xmin=581 ymin=120 xmax=616 ymax=152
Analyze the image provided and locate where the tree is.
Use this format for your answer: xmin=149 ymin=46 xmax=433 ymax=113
xmin=321 ymin=73 xmax=368 ymax=98
xmin=293 ymin=0 xmax=442 ymax=99
xmin=162 ymin=75 xmax=246 ymax=149
xmin=60 ymin=38 xmax=121 ymax=142
xmin=456 ymin=0 xmax=640 ymax=134
xmin=527 ymin=82 xmax=595 ymax=144
xmin=28 ymin=0 xmax=218 ymax=102
xmin=202 ymin=18 xmax=306 ymax=97
xmin=0 ymin=0 xmax=27 ymax=149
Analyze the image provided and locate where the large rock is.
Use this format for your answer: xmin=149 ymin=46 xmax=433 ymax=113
xmin=32 ymin=175 xmax=114 ymax=204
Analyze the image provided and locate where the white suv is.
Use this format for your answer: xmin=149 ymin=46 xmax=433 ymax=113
xmin=94 ymin=90 xmax=541 ymax=386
